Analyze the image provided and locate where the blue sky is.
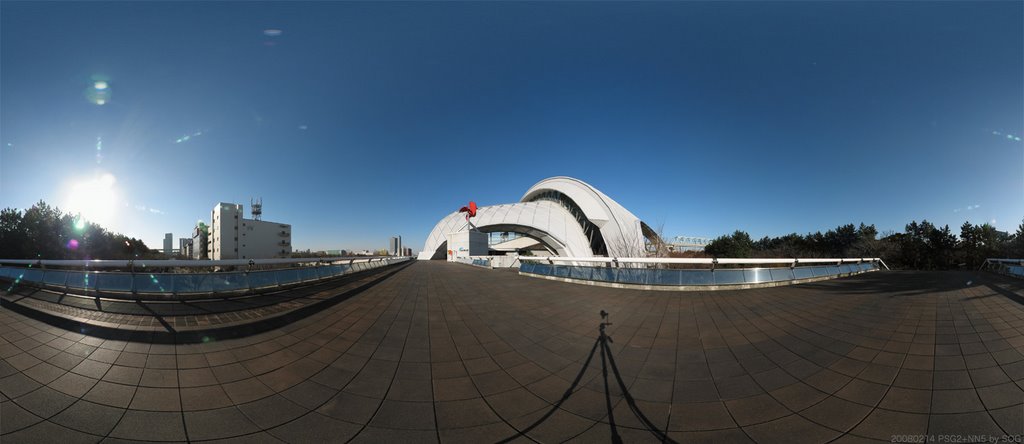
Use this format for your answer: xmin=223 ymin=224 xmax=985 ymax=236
xmin=1 ymin=2 xmax=1021 ymax=252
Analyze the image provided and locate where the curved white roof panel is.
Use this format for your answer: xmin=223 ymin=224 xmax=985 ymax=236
xmin=419 ymin=177 xmax=649 ymax=259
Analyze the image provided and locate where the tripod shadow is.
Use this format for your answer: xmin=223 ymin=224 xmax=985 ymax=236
xmin=497 ymin=313 xmax=677 ymax=444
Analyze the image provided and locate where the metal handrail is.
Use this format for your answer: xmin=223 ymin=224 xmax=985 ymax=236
xmin=518 ymin=256 xmax=888 ymax=269
xmin=981 ymin=258 xmax=1024 ymax=271
xmin=0 ymin=256 xmax=413 ymax=269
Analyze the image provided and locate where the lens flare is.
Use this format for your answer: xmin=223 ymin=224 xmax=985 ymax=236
xmin=74 ymin=218 xmax=86 ymax=231
xmin=85 ymin=75 xmax=112 ymax=105
xmin=65 ymin=173 xmax=119 ymax=228
xmin=67 ymin=239 xmax=80 ymax=250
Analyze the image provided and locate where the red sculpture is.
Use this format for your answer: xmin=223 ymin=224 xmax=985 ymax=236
xmin=458 ymin=201 xmax=477 ymax=221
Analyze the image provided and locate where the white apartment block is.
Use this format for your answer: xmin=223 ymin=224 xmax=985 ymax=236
xmin=209 ymin=202 xmax=292 ymax=260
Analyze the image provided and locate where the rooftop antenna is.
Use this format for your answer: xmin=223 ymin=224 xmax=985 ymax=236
xmin=251 ymin=197 xmax=262 ymax=221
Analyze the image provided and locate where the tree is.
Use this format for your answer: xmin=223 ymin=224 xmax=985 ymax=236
xmin=705 ymin=230 xmax=754 ymax=258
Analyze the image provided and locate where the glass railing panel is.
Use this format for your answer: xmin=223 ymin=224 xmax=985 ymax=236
xmin=96 ymin=273 xmax=133 ymax=293
xmin=134 ymin=274 xmax=170 ymax=293
xmin=679 ymin=270 xmax=714 ymax=285
xmin=211 ymin=272 xmax=247 ymax=292
xmin=743 ymin=268 xmax=771 ymax=284
xmin=839 ymin=264 xmax=854 ymax=274
xmin=65 ymin=271 xmax=96 ymax=290
xmin=173 ymin=274 xmax=213 ymax=294
xmin=616 ymin=268 xmax=647 ymax=284
xmin=793 ymin=267 xmax=814 ymax=279
xmin=569 ymin=266 xmax=591 ymax=280
xmin=277 ymin=269 xmax=301 ymax=285
xmin=297 ymin=267 xmax=319 ymax=282
xmin=808 ymin=266 xmax=829 ymax=277
xmin=553 ymin=265 xmax=570 ymax=278
xmin=713 ymin=270 xmax=744 ymax=285
xmin=651 ymin=269 xmax=680 ymax=285
xmin=43 ymin=270 xmax=68 ymax=286
xmin=19 ymin=268 xmax=43 ymax=283
xmin=769 ymin=268 xmax=795 ymax=281
xmin=248 ymin=270 xmax=279 ymax=289
xmin=528 ymin=263 xmax=550 ymax=275
xmin=590 ymin=267 xmax=616 ymax=282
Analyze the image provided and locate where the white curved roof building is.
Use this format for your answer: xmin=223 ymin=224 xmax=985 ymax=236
xmin=419 ymin=177 xmax=659 ymax=260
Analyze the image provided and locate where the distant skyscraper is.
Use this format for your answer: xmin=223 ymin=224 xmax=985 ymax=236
xmin=389 ymin=237 xmax=400 ymax=256
xmin=163 ymin=233 xmax=173 ymax=255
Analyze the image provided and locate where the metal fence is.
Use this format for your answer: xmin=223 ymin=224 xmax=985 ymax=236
xmin=0 ymin=257 xmax=411 ymax=298
xmin=518 ymin=257 xmax=886 ymax=287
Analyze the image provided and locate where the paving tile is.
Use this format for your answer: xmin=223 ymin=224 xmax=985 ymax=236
xmin=1 ymin=264 xmax=1023 ymax=442
xmin=184 ymin=407 xmax=261 ymax=440
xmin=109 ymin=410 xmax=186 ymax=441
xmin=50 ymin=399 xmax=123 ymax=436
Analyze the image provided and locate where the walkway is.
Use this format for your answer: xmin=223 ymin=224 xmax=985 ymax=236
xmin=1 ymin=262 xmax=1022 ymax=442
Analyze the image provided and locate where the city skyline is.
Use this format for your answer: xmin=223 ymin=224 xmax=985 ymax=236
xmin=2 ymin=2 xmax=1021 ymax=253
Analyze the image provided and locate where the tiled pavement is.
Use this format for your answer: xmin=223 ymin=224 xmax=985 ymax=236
xmin=0 ymin=261 xmax=1022 ymax=443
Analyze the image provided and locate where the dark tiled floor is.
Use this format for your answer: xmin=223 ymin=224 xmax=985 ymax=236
xmin=1 ymin=262 xmax=1023 ymax=443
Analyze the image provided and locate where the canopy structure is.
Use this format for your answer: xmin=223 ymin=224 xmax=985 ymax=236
xmin=419 ymin=177 xmax=659 ymax=260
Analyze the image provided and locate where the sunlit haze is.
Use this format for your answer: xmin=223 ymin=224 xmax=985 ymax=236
xmin=1 ymin=2 xmax=1021 ymax=253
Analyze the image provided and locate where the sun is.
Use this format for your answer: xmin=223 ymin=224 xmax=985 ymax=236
xmin=65 ymin=173 xmax=119 ymax=228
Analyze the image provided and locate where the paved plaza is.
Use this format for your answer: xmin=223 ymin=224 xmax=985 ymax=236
xmin=1 ymin=262 xmax=1022 ymax=443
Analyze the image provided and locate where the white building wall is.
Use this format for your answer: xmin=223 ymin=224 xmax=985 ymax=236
xmin=239 ymin=219 xmax=291 ymax=259
xmin=210 ymin=202 xmax=291 ymax=260
xmin=210 ymin=203 xmax=241 ymax=260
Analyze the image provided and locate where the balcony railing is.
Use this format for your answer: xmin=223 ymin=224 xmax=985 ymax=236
xmin=518 ymin=257 xmax=887 ymax=288
xmin=981 ymin=258 xmax=1024 ymax=278
xmin=0 ymin=256 xmax=412 ymax=299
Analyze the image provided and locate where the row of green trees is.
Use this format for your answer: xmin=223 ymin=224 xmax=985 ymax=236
xmin=0 ymin=201 xmax=155 ymax=260
xmin=705 ymin=220 xmax=1024 ymax=270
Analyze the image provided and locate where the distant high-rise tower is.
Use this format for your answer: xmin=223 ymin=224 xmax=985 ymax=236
xmin=251 ymin=197 xmax=262 ymax=221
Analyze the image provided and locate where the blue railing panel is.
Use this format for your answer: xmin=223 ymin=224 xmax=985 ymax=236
xmin=713 ymin=270 xmax=744 ymax=285
xmin=173 ymin=274 xmax=213 ymax=293
xmin=679 ymin=270 xmax=714 ymax=285
xmin=276 ymin=269 xmax=301 ymax=285
xmin=248 ymin=270 xmax=279 ymax=289
xmin=769 ymin=268 xmax=795 ymax=281
xmin=96 ymin=273 xmax=133 ymax=292
xmin=297 ymin=267 xmax=319 ymax=282
xmin=211 ymin=273 xmax=247 ymax=292
xmin=43 ymin=270 xmax=68 ymax=286
xmin=65 ymin=271 xmax=96 ymax=290
xmin=743 ymin=268 xmax=771 ymax=284
xmin=520 ymin=261 xmax=877 ymax=288
xmin=135 ymin=274 xmax=170 ymax=293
